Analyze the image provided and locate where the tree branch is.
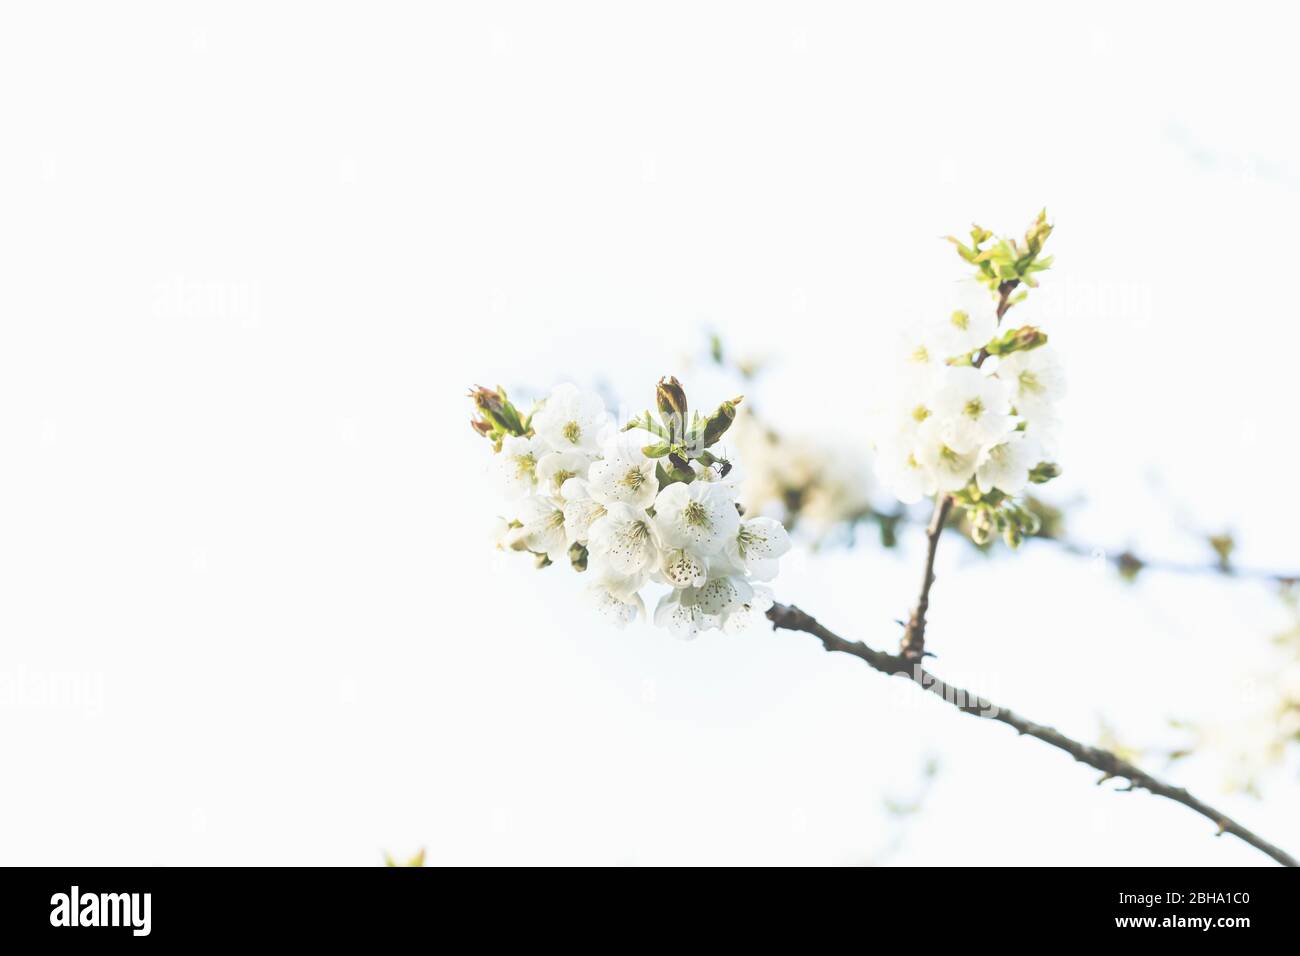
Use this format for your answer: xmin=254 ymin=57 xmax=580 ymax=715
xmin=766 ymin=601 xmax=1299 ymax=868
xmin=851 ymin=504 xmax=1300 ymax=587
xmin=899 ymin=494 xmax=954 ymax=661
xmin=1049 ymin=539 xmax=1300 ymax=587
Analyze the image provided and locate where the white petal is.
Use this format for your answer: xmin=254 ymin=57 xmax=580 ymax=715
xmin=590 ymin=584 xmax=644 ymax=629
xmin=661 ymin=548 xmax=709 ymax=588
xmin=654 ymin=591 xmax=705 ymax=639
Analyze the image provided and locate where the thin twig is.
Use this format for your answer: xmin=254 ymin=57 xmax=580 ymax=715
xmin=995 ymin=279 xmax=1018 ymax=321
xmin=899 ymin=494 xmax=954 ymax=661
xmin=971 ymin=279 xmax=1019 ymax=366
xmin=1049 ymin=539 xmax=1300 ymax=587
xmin=849 ymin=504 xmax=1300 ymax=587
xmin=767 ymin=601 xmax=1299 ymax=868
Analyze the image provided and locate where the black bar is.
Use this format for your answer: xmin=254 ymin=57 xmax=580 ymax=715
xmin=0 ymin=867 xmax=1289 ymax=943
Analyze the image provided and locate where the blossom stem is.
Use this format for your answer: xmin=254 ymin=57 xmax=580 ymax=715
xmin=995 ymin=278 xmax=1019 ymax=321
xmin=767 ymin=601 xmax=1300 ymax=868
xmin=899 ymin=493 xmax=954 ymax=661
xmin=972 ymin=280 xmax=1021 ymax=368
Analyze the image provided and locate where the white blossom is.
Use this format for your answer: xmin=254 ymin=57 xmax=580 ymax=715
xmin=930 ymin=281 xmax=998 ymax=359
xmin=721 ymin=582 xmax=775 ymax=634
xmin=995 ymin=347 xmax=1065 ymax=436
xmin=889 ymin=326 xmax=944 ymax=386
xmin=994 ymin=351 xmax=1064 ymax=458
xmin=508 ymin=495 xmax=569 ymax=561
xmin=531 ymin=383 xmax=610 ymax=454
xmin=931 ymin=366 xmax=1016 ymax=449
xmin=489 ymin=515 xmax=513 ymax=550
xmin=732 ymin=419 xmax=871 ymax=537
xmin=652 ymin=481 xmax=741 ymax=556
xmin=653 ymin=574 xmax=770 ymax=639
xmin=479 ymin=380 xmax=791 ymax=637
xmin=914 ymin=416 xmax=983 ymax=493
xmin=976 ymin=432 xmax=1042 ymax=496
xmin=535 ymin=450 xmax=591 ymax=501
xmin=873 ymin=437 xmax=934 ymax=504
xmin=586 ymin=439 xmax=659 ymax=509
xmin=871 ymin=311 xmax=1063 ymax=512
xmin=658 ymin=548 xmax=709 ymax=589
xmin=559 ymin=477 xmax=606 ymax=545
xmin=587 ymin=502 xmax=660 ymax=577
xmin=588 ymin=580 xmax=645 ymax=628
xmin=724 ymin=516 xmax=792 ymax=581
xmin=653 ymin=586 xmax=709 ymax=639
xmin=495 ymin=435 xmax=542 ymax=499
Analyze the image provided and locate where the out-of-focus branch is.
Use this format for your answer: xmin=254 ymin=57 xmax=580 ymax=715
xmin=1048 ymin=538 xmax=1299 ymax=587
xmin=899 ymin=494 xmax=954 ymax=661
xmin=766 ymin=601 xmax=1300 ymax=868
xmin=848 ymin=501 xmax=1299 ymax=587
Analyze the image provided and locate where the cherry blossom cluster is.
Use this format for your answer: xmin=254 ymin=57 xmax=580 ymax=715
xmin=470 ymin=378 xmax=791 ymax=637
xmin=871 ymin=213 xmax=1065 ymax=546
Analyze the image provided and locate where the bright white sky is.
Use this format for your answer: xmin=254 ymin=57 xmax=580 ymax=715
xmin=2 ymin=2 xmax=1298 ymax=865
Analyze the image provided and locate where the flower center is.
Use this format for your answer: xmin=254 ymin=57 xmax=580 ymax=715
xmin=551 ymin=469 xmax=576 ymax=491
xmin=911 ymin=404 xmax=931 ymax=422
xmin=736 ymin=525 xmax=761 ymax=558
xmin=911 ymin=345 xmax=930 ymax=364
xmin=1018 ymin=371 xmax=1042 ymax=394
xmin=950 ymin=309 xmax=969 ymax=330
xmin=562 ymin=421 xmax=582 ymax=444
xmin=683 ymin=501 xmax=711 ymax=528
xmin=515 ymin=453 xmax=537 ymax=480
xmin=620 ymin=467 xmax=645 ymax=490
xmin=964 ymin=398 xmax=984 ymax=419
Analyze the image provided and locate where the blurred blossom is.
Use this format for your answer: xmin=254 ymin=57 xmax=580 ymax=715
xmin=1172 ymin=586 xmax=1300 ymax=795
xmin=729 ymin=409 xmax=874 ymax=542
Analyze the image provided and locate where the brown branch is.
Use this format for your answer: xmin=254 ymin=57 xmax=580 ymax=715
xmin=767 ymin=601 xmax=1299 ymax=867
xmin=995 ymin=278 xmax=1019 ymax=321
xmin=971 ymin=280 xmax=1019 ymax=367
xmin=899 ymin=494 xmax=954 ymax=661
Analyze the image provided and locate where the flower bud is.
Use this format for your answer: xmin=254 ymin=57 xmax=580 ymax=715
xmin=1014 ymin=327 xmax=1047 ymax=351
xmin=1028 ymin=461 xmax=1061 ymax=484
xmin=1017 ymin=507 xmax=1042 ymax=537
xmin=702 ymin=396 xmax=743 ymax=447
xmin=568 ymin=542 xmax=589 ymax=572
xmin=468 ymin=385 xmax=525 ymax=437
xmin=1117 ymin=551 xmax=1144 ymax=583
xmin=1208 ymin=533 xmax=1235 ymax=572
xmin=656 ymin=376 xmax=689 ymax=434
xmin=985 ymin=326 xmax=1048 ymax=357
xmin=1024 ymin=209 xmax=1053 ymax=255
